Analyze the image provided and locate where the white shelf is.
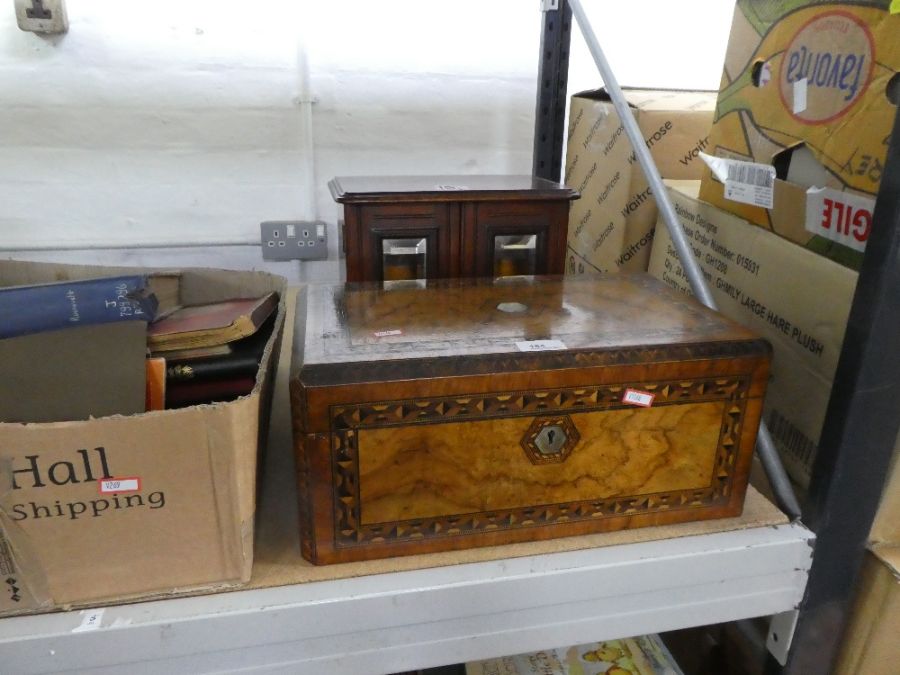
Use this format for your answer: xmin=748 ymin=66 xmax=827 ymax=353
xmin=0 ymin=520 xmax=812 ymax=675
xmin=0 ymin=289 xmax=814 ymax=673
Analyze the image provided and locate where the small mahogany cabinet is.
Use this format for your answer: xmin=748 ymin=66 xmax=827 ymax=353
xmin=329 ymin=175 xmax=579 ymax=282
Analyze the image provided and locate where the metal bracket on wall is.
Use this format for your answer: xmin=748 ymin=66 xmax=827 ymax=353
xmin=540 ymin=0 xmax=559 ymax=11
xmin=766 ymin=610 xmax=800 ymax=666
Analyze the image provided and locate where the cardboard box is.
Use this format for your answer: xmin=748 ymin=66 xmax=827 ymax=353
xmin=835 ymin=545 xmax=900 ymax=675
xmin=698 ymin=1 xmax=900 ymax=270
xmin=653 ymin=177 xmax=900 ymax=534
xmin=870 ymin=432 xmax=900 ymax=544
xmin=648 ymin=182 xmax=858 ymax=486
xmin=564 ymin=88 xmax=715 ymax=274
xmin=0 ymin=260 xmax=285 ymax=616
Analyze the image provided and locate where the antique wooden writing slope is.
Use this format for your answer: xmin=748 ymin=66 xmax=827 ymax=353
xmin=290 ymin=275 xmax=771 ymax=564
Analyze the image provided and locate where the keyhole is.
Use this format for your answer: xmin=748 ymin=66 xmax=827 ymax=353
xmin=547 ymin=429 xmax=556 ymax=445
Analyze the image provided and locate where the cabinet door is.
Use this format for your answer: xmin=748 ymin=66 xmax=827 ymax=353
xmin=466 ymin=201 xmax=570 ymax=278
xmin=346 ymin=202 xmax=459 ymax=282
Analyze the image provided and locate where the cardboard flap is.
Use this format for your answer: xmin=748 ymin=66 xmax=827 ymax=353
xmin=871 ymin=544 xmax=900 ymax=577
xmin=572 ymin=88 xmax=716 ymax=112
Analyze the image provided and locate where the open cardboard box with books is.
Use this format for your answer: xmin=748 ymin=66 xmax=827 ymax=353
xmin=0 ymin=259 xmax=287 ymax=617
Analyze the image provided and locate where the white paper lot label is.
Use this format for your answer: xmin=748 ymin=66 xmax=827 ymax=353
xmin=98 ymin=477 xmax=141 ymax=494
xmin=515 ymin=339 xmax=566 ymax=352
xmin=805 ymin=187 xmax=874 ymax=253
xmin=793 ymin=78 xmax=808 ymax=114
xmin=72 ymin=609 xmax=105 ymax=633
xmin=622 ymin=389 xmax=655 ymax=407
xmin=701 ymin=153 xmax=776 ymax=209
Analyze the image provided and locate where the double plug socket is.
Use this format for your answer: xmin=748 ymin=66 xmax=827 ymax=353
xmin=260 ymin=221 xmax=328 ymax=261
xmin=15 ymin=0 xmax=68 ymax=34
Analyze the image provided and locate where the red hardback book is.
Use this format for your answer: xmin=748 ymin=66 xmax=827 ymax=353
xmin=148 ymin=292 xmax=277 ymax=351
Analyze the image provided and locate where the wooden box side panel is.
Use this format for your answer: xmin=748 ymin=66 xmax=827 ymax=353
xmin=293 ymin=360 xmax=769 ymax=565
xmin=357 ymin=401 xmax=726 ymax=524
xmin=469 ymin=200 xmax=571 ymax=277
xmin=354 ymin=203 xmax=454 ymax=282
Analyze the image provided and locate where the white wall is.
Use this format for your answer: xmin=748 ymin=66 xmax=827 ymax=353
xmin=0 ymin=0 xmax=734 ymax=280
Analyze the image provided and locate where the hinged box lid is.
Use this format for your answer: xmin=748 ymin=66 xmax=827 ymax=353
xmin=294 ymin=274 xmax=769 ymax=390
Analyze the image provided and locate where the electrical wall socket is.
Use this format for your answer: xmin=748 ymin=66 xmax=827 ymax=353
xmin=260 ymin=221 xmax=328 ymax=261
xmin=15 ymin=0 xmax=68 ymax=34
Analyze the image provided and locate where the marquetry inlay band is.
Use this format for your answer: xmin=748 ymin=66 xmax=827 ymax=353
xmin=330 ymin=376 xmax=750 ymax=548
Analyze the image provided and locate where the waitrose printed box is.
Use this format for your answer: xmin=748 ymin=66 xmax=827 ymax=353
xmin=565 ymin=88 xmax=715 ymax=275
xmin=698 ymin=0 xmax=900 ymax=270
xmin=648 ymin=182 xmax=857 ymax=486
xmin=0 ymin=260 xmax=285 ymax=616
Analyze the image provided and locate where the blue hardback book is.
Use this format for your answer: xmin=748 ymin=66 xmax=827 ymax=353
xmin=0 ymin=275 xmax=162 ymax=339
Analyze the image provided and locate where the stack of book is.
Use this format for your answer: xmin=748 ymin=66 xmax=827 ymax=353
xmin=0 ymin=272 xmax=278 ymax=423
xmin=148 ymin=294 xmax=278 ymax=409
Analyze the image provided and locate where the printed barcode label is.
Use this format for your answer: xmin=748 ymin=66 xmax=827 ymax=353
xmin=700 ymin=152 xmax=776 ymax=209
xmin=726 ymin=163 xmax=774 ymax=188
xmin=515 ymin=339 xmax=567 ymax=352
xmin=98 ymin=477 xmax=141 ymax=494
xmin=373 ymin=329 xmax=403 ymax=338
xmin=724 ymin=180 xmax=775 ymax=208
xmin=805 ymin=187 xmax=874 ymax=253
xmin=622 ymin=389 xmax=655 ymax=407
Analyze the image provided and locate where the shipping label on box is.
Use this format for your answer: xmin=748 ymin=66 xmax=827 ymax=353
xmin=648 ymin=182 xmax=858 ymax=485
xmin=698 ymin=0 xmax=899 ymax=269
xmin=565 ymin=89 xmax=715 ymax=275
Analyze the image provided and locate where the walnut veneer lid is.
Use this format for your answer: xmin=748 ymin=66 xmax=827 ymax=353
xmin=328 ymin=175 xmax=579 ymax=203
xmin=294 ymin=274 xmax=768 ymax=386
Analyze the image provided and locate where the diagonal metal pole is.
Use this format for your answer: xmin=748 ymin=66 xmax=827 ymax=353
xmin=568 ymin=0 xmax=801 ymax=519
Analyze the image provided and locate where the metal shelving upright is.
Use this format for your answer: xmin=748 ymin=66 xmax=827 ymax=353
xmin=532 ymin=2 xmax=900 ymax=673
